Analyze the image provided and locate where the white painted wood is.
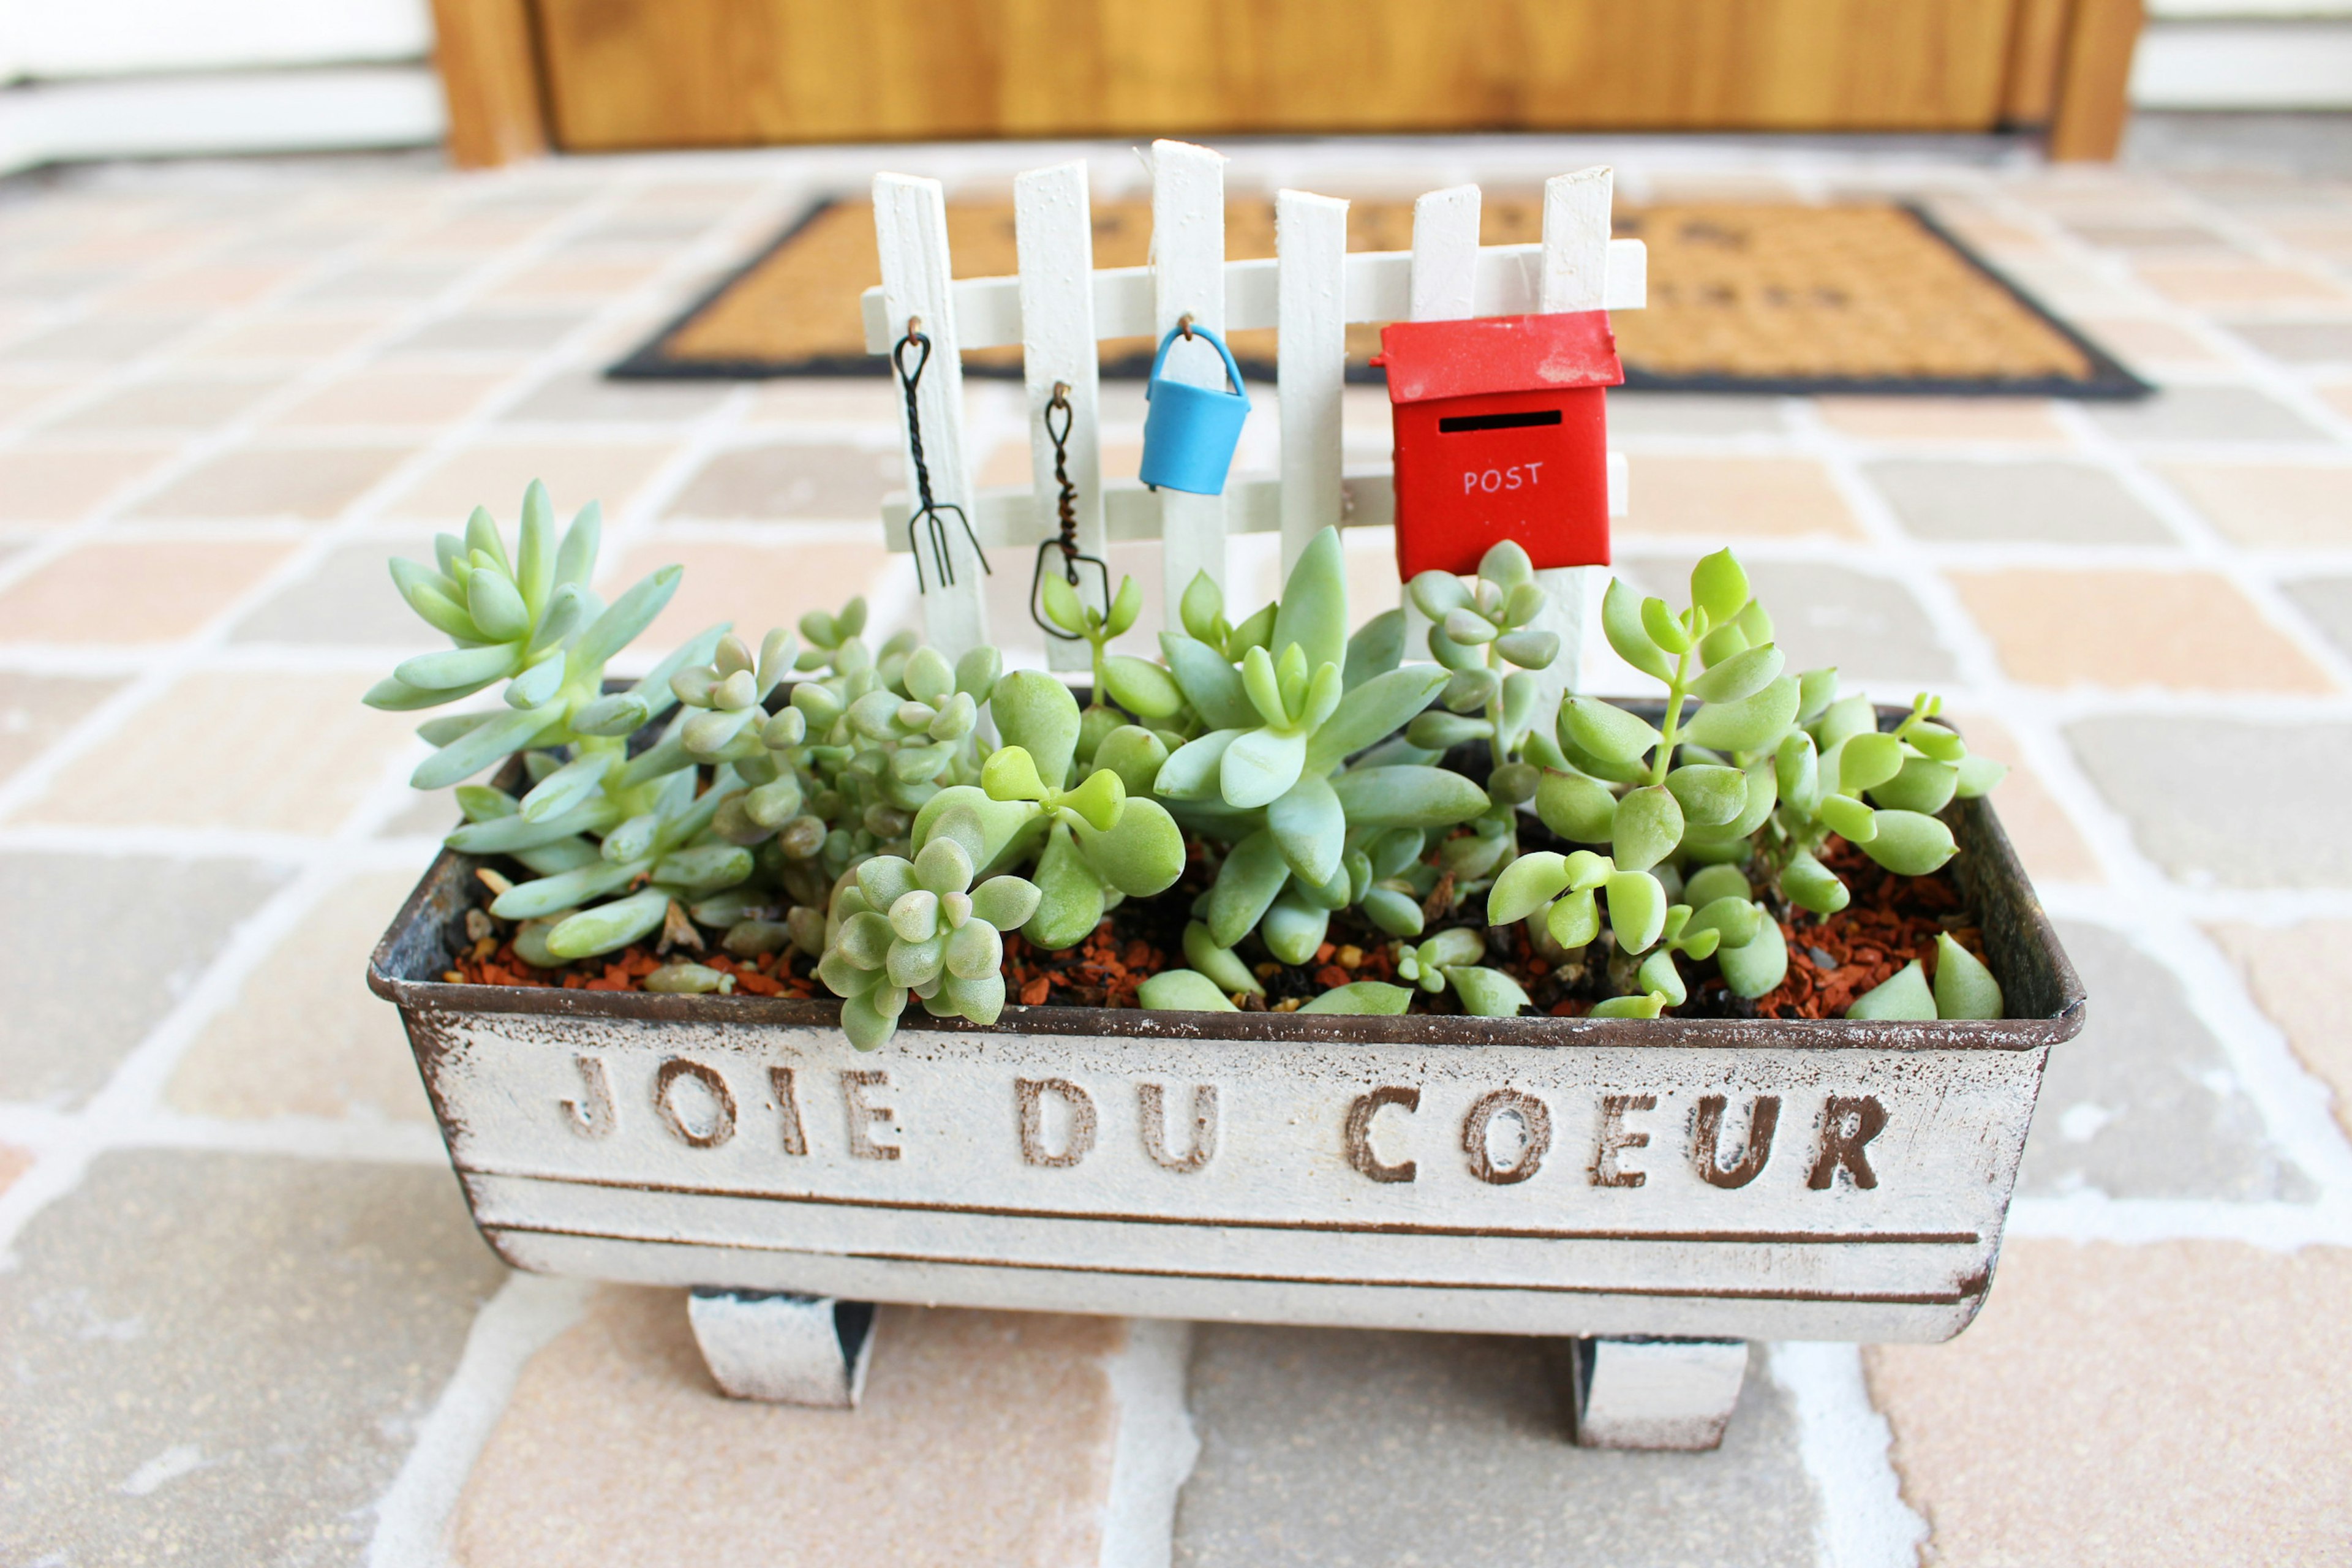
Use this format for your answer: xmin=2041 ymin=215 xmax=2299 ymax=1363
xmin=884 ymin=466 xmax=1623 ymax=552
xmin=1529 ymin=165 xmax=1618 ymax=703
xmin=1014 ymin=161 xmax=1105 ymax=675
xmin=1409 ymin=184 xmax=1482 ymax=322
xmin=1400 ymin=184 xmax=1488 ymax=658
xmin=688 ymin=1288 xmax=875 ymax=1406
xmin=1152 ymin=139 xmax=1232 ymax=606
xmin=410 ymin=1011 xmax=2048 ymax=1346
xmin=1573 ymin=1338 xmax=1751 ymax=1451
xmin=873 ymin=173 xmax=989 ymax=661
xmin=1276 ymin=189 xmax=1349 ymax=576
xmin=858 ymin=239 xmax=1649 ymax=353
xmin=0 ymin=66 xmax=442 ymax=178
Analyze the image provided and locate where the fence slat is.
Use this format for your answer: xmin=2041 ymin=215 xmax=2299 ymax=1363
xmin=872 ymin=173 xmax=988 ymax=660
xmin=1150 ymin=139 xmax=1231 ymax=609
xmin=1530 ymin=165 xmax=1616 ymax=704
xmin=1399 ymin=184 xmax=1485 ymax=658
xmin=859 ymin=239 xmax=1648 ymax=353
xmin=1277 ymin=189 xmax=1348 ymax=576
xmin=1014 ymin=161 xmax=1104 ymax=675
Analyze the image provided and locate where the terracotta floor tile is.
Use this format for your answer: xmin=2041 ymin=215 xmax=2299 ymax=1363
xmin=1815 ymin=396 xmax=2066 ymax=443
xmin=2207 ymin=921 xmax=2352 ymax=1141
xmin=2073 ymin=315 xmax=2229 ymax=368
xmin=605 ymin=535 xmax=898 ymax=652
xmin=0 ymin=375 xmax=78 ymax=425
xmin=385 ymin=441 xmax=676 ymax=526
xmin=2223 ymin=318 xmax=2352 ymax=367
xmin=0 ymin=539 xmax=292 ymax=641
xmin=2136 ymin=259 xmax=2352 ymax=307
xmin=1 ymin=314 xmax=199 ymax=363
xmin=131 ymin=443 xmax=415 ymax=522
xmin=0 ymin=670 xmax=124 ymax=783
xmin=0 ymin=445 xmax=173 ymax=523
xmin=1943 ymin=711 xmax=2101 ymax=883
xmin=170 ymin=869 xmax=434 ymax=1122
xmin=43 ymin=372 xmax=285 ymax=434
xmin=1620 ymin=454 xmax=1863 ymax=538
xmin=1867 ymin=1239 xmax=2352 ymax=1566
xmin=2067 ymin=714 xmax=2352 ymax=888
xmin=452 ymin=1289 xmax=1120 ymax=1568
xmin=745 ymin=379 xmax=903 ymax=426
xmin=1869 ymin=459 xmax=2171 ymax=545
xmin=0 ymin=1144 xmax=27 ymax=1196
xmin=663 ymin=442 xmax=900 ymax=521
xmin=17 ymin=670 xmax=412 ymax=832
xmin=483 ymin=258 xmax=662 ymax=302
xmin=2159 ymin=462 xmax=2352 ymax=547
xmin=111 ymin=262 xmax=303 ymax=310
xmin=2090 ymin=385 xmax=2331 ymax=445
xmin=1952 ymin=568 xmax=2334 ymax=692
xmin=272 ymin=367 xmax=510 ymax=428
xmin=2324 ymin=385 xmax=2352 ymax=424
xmin=183 ymin=310 xmax=397 ymax=363
xmin=389 ymin=310 xmax=590 ymax=356
xmin=499 ymin=371 xmax=729 ymax=425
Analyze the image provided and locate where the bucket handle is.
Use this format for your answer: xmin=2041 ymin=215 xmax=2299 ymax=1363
xmin=1146 ymin=318 xmax=1250 ymax=405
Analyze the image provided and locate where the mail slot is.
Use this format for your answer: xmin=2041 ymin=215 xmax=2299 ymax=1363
xmin=1376 ymin=310 xmax=1624 ymax=580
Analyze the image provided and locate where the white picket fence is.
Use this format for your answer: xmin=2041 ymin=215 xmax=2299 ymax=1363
xmin=864 ymin=140 xmax=1646 ymax=693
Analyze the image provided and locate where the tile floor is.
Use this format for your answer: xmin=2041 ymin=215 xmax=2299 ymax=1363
xmin=1 ymin=132 xmax=2350 ymax=1566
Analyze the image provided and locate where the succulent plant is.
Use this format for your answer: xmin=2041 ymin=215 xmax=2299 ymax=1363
xmin=1152 ymin=528 xmax=1491 ymax=964
xmin=815 ymin=832 xmax=1042 ymax=1049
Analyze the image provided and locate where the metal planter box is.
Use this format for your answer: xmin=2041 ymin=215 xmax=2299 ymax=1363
xmin=368 ymin=790 xmax=2082 ymax=1351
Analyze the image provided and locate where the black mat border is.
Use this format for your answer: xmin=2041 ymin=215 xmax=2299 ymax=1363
xmin=608 ymin=197 xmax=2151 ymax=401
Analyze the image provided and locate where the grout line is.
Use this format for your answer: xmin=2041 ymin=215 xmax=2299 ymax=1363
xmin=1098 ymin=1318 xmax=1200 ymax=1568
xmin=1768 ymin=1342 xmax=1929 ymax=1568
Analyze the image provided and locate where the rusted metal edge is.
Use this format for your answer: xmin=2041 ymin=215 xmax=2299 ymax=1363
xmin=480 ymin=1222 xmax=1992 ymax=1306
xmin=368 ymin=704 xmax=2086 ymax=1057
xmin=458 ymin=1163 xmax=1983 ymax=1245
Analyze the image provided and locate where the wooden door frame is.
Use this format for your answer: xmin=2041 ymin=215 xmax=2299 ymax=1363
xmin=429 ymin=0 xmax=2144 ymax=168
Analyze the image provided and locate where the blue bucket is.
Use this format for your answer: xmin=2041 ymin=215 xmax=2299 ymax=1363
xmin=1139 ymin=323 xmax=1251 ymax=496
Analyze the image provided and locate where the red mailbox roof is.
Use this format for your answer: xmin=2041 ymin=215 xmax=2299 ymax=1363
xmin=1376 ymin=310 xmax=1624 ymax=405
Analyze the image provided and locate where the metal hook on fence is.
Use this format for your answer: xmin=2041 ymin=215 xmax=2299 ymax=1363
xmin=892 ymin=320 xmax=989 ymax=595
xmin=1029 ymin=381 xmax=1110 ymax=641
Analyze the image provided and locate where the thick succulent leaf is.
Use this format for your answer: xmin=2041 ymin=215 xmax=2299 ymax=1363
xmin=1717 ymin=917 xmax=1788 ymax=998
xmin=390 ymin=557 xmax=479 ymax=641
xmin=1869 ymin=754 xmax=1959 ymax=815
xmin=573 ymin=692 xmax=652 ymax=737
xmin=1445 ymin=966 xmax=1530 ymax=1017
xmin=1408 ymin=570 xmax=1471 ymax=621
xmin=1838 ymin=731 xmax=1905 ymax=794
xmin=1683 ymin=863 xmax=1751 ymax=906
xmin=1261 ymin=888 xmax=1332 ymax=965
xmin=1024 ymin=822 xmax=1107 ymax=949
xmin=546 ymin=887 xmax=669 ymax=960
xmin=1611 ymin=785 xmax=1685 ymax=875
xmin=1561 ymin=696 xmax=1661 ymax=766
xmin=1343 ymin=608 xmax=1408 ymax=690
xmin=1267 ymin=772 xmax=1346 ymax=884
xmin=1300 ymin=981 xmax=1412 ymax=1015
xmin=1817 ymin=791 xmax=1878 ymax=843
xmin=1954 ymin=753 xmax=2008 ymax=799
xmin=1159 ymin=633 xmax=1259 ymax=729
xmin=1180 ymin=571 xmax=1225 ymax=643
xmin=1635 ymin=948 xmax=1688 ymax=1008
xmin=397 ymin=641 xmax=524 ymax=693
xmin=1102 ymin=655 xmax=1185 ymax=720
xmin=1093 ymin=726 xmax=1170 ymax=798
xmin=1814 ymin=695 xmax=1875 ymax=750
xmin=1602 ymin=577 xmax=1672 ymax=682
xmin=1683 ymin=674 xmax=1800 ymax=753
xmin=1665 ymin=764 xmax=1746 ymax=828
xmin=1697 ymin=622 xmax=1748 ymax=669
xmin=1534 ymin=769 xmax=1618 ymax=843
xmin=1154 ymin=727 xmax=1244 ymax=799
xmin=1270 ymin=527 xmax=1349 ymax=672
xmin=366 ymin=675 xmax=487 ymax=712
xmin=1780 ymin=850 xmax=1851 ymax=914
xmin=1183 ymin=921 xmax=1264 ymax=995
xmin=1933 ymin=932 xmax=2003 ymax=1020
xmin=969 ymin=875 xmax=1042 ymax=930
xmin=1073 ymin=797 xmax=1185 ymax=896
xmin=1775 ymin=730 xmax=1822 ymax=816
xmin=1488 ymin=851 xmax=1572 ymax=925
xmin=1689 ymin=548 xmax=1750 ymax=624
xmin=1689 ymin=642 xmax=1784 ymax=704
xmin=1361 ymin=886 xmax=1425 ymax=938
xmin=492 ymin=858 xmax=645 ymax=921
xmin=1604 ymin=869 xmax=1668 ymax=953
xmin=1138 ymin=969 xmax=1241 ymax=1012
xmin=1547 ymin=888 xmax=1600 ymax=949
xmin=574 ymin=564 xmax=682 ymax=671
xmin=1847 ymin=960 xmax=1937 ymax=1021
xmin=1796 ymin=666 xmax=1839 ymax=725
xmin=515 ymin=479 xmax=557 ymax=614
xmin=1591 ymin=993 xmax=1667 ymax=1019
xmin=1330 ymin=766 xmax=1490 ymax=830
xmin=1861 ymin=810 xmax=1957 ymax=876
xmin=448 ymin=799 xmax=617 ymax=853
xmin=1305 ymin=665 xmax=1449 ymax=774
xmin=1207 ymin=830 xmax=1292 ymax=948
xmin=1494 ymin=629 xmax=1558 ymax=671
xmin=1405 ymin=710 xmax=1493 ymax=752
xmin=993 ymin=669 xmax=1084 ymax=788
xmin=1221 ymin=726 xmax=1307 ymax=810
xmin=411 ymin=701 xmax=563 ymax=789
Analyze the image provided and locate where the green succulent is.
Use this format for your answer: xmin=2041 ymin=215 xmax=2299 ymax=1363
xmin=815 ymin=832 xmax=1042 ymax=1049
xmin=1387 ymin=926 xmax=1532 ymax=1017
xmin=1406 ymin=540 xmax=1567 ymax=808
xmin=1152 ymin=527 xmax=1490 ymax=962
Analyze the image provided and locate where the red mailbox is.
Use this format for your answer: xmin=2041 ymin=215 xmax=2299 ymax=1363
xmin=1376 ymin=309 xmax=1624 ymax=580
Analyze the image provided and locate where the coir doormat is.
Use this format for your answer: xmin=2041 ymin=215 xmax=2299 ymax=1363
xmin=612 ymin=197 xmax=2146 ymax=398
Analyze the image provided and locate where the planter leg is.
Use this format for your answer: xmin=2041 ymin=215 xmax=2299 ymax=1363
xmin=1562 ymin=1336 xmax=1748 ymax=1451
xmin=687 ymin=1288 xmax=877 ymax=1408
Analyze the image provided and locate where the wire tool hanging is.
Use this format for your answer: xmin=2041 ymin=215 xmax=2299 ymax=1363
xmin=892 ymin=319 xmax=989 ymax=595
xmin=1028 ymin=382 xmax=1110 ymax=639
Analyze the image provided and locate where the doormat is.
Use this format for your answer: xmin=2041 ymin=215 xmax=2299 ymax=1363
xmin=611 ymin=197 xmax=2147 ymax=399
